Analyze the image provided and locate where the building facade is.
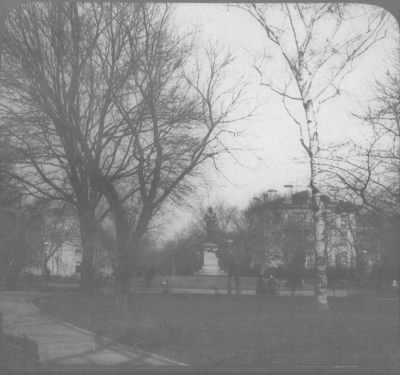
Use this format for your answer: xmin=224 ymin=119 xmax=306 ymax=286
xmin=246 ymin=190 xmax=357 ymax=271
xmin=26 ymin=205 xmax=113 ymax=278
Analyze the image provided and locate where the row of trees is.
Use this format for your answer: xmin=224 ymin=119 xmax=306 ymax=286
xmin=161 ymin=192 xmax=398 ymax=289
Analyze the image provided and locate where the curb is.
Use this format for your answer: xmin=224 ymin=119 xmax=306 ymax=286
xmin=31 ymin=298 xmax=188 ymax=367
xmin=59 ymin=321 xmax=189 ymax=367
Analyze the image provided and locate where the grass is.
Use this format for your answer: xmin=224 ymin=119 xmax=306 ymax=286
xmin=35 ymin=292 xmax=400 ymax=372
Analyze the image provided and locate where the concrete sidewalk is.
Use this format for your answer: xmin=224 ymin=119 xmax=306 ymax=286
xmin=0 ymin=292 xmax=188 ymax=369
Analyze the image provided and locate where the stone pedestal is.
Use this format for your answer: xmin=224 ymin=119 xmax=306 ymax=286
xmin=197 ymin=242 xmax=226 ymax=276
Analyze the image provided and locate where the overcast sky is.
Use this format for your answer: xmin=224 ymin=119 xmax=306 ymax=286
xmin=158 ymin=3 xmax=399 ymax=240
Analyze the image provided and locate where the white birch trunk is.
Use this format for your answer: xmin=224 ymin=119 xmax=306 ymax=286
xmin=312 ymin=189 xmax=328 ymax=307
xmin=298 ymin=52 xmax=329 ymax=307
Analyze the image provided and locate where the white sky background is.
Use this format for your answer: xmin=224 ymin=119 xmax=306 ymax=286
xmin=158 ymin=3 xmax=399 ymax=241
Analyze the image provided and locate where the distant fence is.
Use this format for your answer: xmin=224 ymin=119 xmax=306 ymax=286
xmin=131 ymin=275 xmax=259 ymax=291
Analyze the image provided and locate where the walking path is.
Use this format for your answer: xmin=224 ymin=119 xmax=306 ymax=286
xmin=0 ymin=292 xmax=188 ymax=368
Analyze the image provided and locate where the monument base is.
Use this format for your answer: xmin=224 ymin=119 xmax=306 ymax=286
xmin=196 ymin=268 xmax=227 ymax=276
xmin=196 ymin=242 xmax=227 ymax=276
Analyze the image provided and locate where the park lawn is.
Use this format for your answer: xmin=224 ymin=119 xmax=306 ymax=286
xmin=35 ymin=293 xmax=400 ymax=372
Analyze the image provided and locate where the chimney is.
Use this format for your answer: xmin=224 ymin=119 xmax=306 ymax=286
xmin=284 ymin=185 xmax=294 ymax=204
xmin=267 ymin=189 xmax=277 ymax=201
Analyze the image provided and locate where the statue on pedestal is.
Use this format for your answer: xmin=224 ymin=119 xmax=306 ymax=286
xmin=197 ymin=206 xmax=226 ymax=276
xmin=204 ymin=206 xmax=218 ymax=243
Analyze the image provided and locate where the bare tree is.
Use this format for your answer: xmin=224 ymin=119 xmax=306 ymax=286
xmin=320 ymin=49 xmax=400 ymax=316
xmin=0 ymin=2 xmax=249 ymax=294
xmin=0 ymin=200 xmax=43 ymax=289
xmin=238 ymin=3 xmax=389 ymax=307
xmin=0 ymin=2 xmax=136 ymax=290
xmin=0 ymin=138 xmax=20 ymax=206
xmin=323 ymin=51 xmax=400 ymax=214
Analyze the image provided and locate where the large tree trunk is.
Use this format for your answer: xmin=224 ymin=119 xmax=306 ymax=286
xmin=114 ymin=229 xmax=138 ymax=314
xmin=78 ymin=207 xmax=97 ymax=293
xmin=113 ymin=208 xmax=138 ymax=310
